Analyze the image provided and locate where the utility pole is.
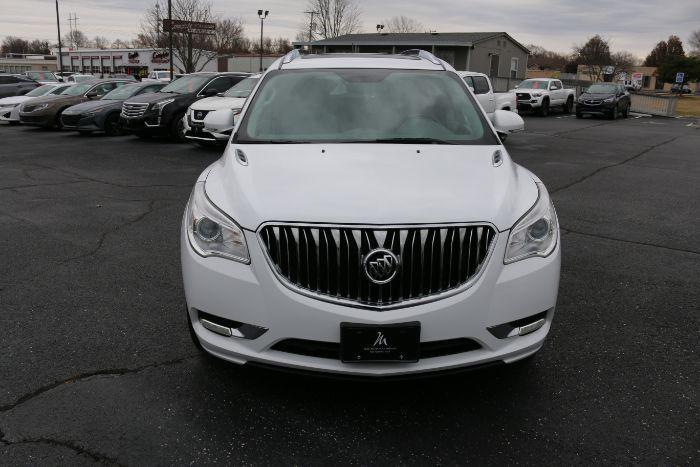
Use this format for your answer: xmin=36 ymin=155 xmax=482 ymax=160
xmin=68 ymin=13 xmax=80 ymax=71
xmin=303 ymin=10 xmax=318 ymax=50
xmin=156 ymin=3 xmax=161 ymax=46
xmin=168 ymin=0 xmax=173 ymax=80
xmin=55 ymin=0 xmax=64 ymax=73
xmin=257 ymin=9 xmax=268 ymax=72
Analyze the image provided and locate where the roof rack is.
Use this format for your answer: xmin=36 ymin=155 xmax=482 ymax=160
xmin=279 ymin=49 xmax=301 ymax=69
xmin=400 ymin=49 xmax=445 ymax=69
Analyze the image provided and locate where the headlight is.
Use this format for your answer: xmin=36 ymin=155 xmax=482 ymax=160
xmin=152 ymin=98 xmax=174 ymax=114
xmin=85 ymin=107 xmax=107 ymax=116
xmin=578 ymin=96 xmax=585 ymax=102
xmin=504 ymin=184 xmax=558 ymax=264
xmin=32 ymin=103 xmax=49 ymax=112
xmin=185 ymin=181 xmax=249 ymax=263
xmin=532 ymin=93 xmax=542 ymax=97
xmin=604 ymin=97 xmax=615 ymax=103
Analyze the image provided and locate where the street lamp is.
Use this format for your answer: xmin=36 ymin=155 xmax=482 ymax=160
xmin=258 ymin=9 xmax=269 ymax=72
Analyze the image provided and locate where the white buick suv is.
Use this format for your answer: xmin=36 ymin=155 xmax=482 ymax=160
xmin=181 ymin=50 xmax=561 ymax=377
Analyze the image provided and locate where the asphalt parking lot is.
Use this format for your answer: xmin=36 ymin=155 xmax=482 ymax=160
xmin=0 ymin=115 xmax=698 ymax=465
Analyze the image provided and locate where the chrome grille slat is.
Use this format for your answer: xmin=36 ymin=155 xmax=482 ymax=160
xmin=259 ymin=223 xmax=496 ymax=309
xmin=121 ymin=102 xmax=149 ymax=118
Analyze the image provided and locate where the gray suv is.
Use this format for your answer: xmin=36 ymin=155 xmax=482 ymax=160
xmin=0 ymin=74 xmax=40 ymax=98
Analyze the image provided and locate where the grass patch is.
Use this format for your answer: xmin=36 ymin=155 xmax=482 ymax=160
xmin=676 ymin=95 xmax=700 ymax=117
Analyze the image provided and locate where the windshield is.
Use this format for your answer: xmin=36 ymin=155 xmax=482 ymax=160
xmin=102 ymin=83 xmax=143 ymax=100
xmin=72 ymin=75 xmax=94 ymax=83
xmin=53 ymin=85 xmax=73 ymax=94
xmin=26 ymin=71 xmax=57 ymax=82
xmin=224 ymin=76 xmax=259 ymax=98
xmin=237 ymin=69 xmax=496 ymax=145
xmin=516 ymin=80 xmax=549 ymax=89
xmin=62 ymin=83 xmax=92 ymax=96
xmin=587 ymin=84 xmax=618 ymax=94
xmin=160 ymin=75 xmax=210 ymax=94
xmin=26 ymin=85 xmax=57 ymax=97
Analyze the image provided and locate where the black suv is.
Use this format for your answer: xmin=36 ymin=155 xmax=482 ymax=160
xmin=0 ymin=74 xmax=40 ymax=98
xmin=576 ymin=83 xmax=631 ymax=119
xmin=120 ymin=72 xmax=249 ymax=141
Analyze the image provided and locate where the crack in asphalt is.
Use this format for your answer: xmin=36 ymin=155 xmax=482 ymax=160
xmin=0 ymin=180 xmax=86 ymax=192
xmin=1 ymin=435 xmax=124 ymax=466
xmin=564 ymin=229 xmax=700 ymax=255
xmin=0 ymin=200 xmax=161 ymax=292
xmin=551 ymin=136 xmax=680 ymax=194
xmin=24 ymin=162 xmax=194 ymax=189
xmin=0 ymin=355 xmax=197 ymax=414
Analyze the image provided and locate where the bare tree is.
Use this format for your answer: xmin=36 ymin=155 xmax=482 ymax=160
xmin=211 ymin=17 xmax=246 ymax=54
xmin=273 ymin=37 xmax=293 ymax=54
xmin=63 ymin=29 xmax=90 ymax=49
xmin=383 ymin=16 xmax=423 ymax=33
xmin=306 ymin=0 xmax=362 ymax=39
xmin=93 ymin=36 xmax=109 ymax=49
xmin=111 ymin=39 xmax=132 ymax=48
xmin=609 ymin=51 xmax=636 ymax=78
xmin=1 ymin=36 xmax=30 ymax=54
xmin=573 ymin=35 xmax=611 ymax=81
xmin=138 ymin=0 xmax=218 ymax=73
xmin=527 ymin=43 xmax=572 ymax=70
xmin=690 ymin=29 xmax=700 ymax=56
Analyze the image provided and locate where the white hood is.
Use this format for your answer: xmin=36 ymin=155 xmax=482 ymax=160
xmin=191 ymin=96 xmax=247 ymax=112
xmin=204 ymin=144 xmax=538 ymax=231
xmin=0 ymin=95 xmax=32 ymax=106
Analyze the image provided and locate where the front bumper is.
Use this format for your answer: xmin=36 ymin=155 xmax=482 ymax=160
xmin=120 ymin=111 xmax=165 ymax=134
xmin=181 ymin=223 xmax=561 ymax=377
xmin=19 ymin=110 xmax=56 ymax=127
xmin=61 ymin=113 xmax=102 ymax=131
xmin=516 ymin=96 xmax=543 ymax=110
xmin=577 ymin=102 xmax=615 ymax=115
xmin=184 ymin=109 xmax=233 ymax=142
xmin=0 ymin=105 xmax=21 ymax=122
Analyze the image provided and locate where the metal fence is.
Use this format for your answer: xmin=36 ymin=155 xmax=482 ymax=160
xmin=629 ymin=94 xmax=678 ymax=117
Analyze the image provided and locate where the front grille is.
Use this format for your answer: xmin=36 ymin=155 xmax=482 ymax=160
xmin=584 ymin=99 xmax=601 ymax=105
xmin=191 ymin=109 xmax=210 ymax=121
xmin=259 ymin=224 xmax=496 ymax=308
xmin=121 ymin=102 xmax=149 ymax=118
xmin=271 ymin=338 xmax=481 ymax=360
xmin=61 ymin=114 xmax=81 ymax=127
xmin=516 ymin=92 xmax=531 ymax=100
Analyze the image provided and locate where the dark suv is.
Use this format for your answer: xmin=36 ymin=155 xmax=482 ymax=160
xmin=0 ymin=74 xmax=40 ymax=98
xmin=576 ymin=83 xmax=631 ymax=119
xmin=120 ymin=72 xmax=249 ymax=141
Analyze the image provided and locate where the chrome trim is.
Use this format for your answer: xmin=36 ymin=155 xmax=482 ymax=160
xmin=200 ymin=318 xmax=232 ymax=337
xmin=256 ymin=221 xmax=498 ymax=311
xmin=186 ymin=135 xmax=217 ymax=141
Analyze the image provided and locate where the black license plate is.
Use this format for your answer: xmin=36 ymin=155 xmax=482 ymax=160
xmin=340 ymin=322 xmax=420 ymax=363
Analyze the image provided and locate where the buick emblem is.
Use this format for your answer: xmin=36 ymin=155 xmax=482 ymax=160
xmin=363 ymin=249 xmax=399 ymax=284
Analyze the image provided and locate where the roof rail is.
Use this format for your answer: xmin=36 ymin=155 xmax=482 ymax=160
xmin=400 ymin=49 xmax=445 ymax=69
xmin=279 ymin=49 xmax=301 ymax=69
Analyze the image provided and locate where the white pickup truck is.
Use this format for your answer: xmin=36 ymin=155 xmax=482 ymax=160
xmin=513 ymin=78 xmax=575 ymax=116
xmin=458 ymin=71 xmax=517 ymax=118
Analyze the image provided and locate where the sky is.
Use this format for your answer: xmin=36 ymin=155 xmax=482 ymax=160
xmin=1 ymin=0 xmax=698 ymax=59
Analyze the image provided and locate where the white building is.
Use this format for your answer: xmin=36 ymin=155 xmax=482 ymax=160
xmin=53 ymin=48 xmax=218 ymax=77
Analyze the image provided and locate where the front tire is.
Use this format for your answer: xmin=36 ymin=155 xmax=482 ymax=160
xmin=170 ymin=113 xmax=187 ymax=143
xmin=104 ymin=112 xmax=122 ymax=136
xmin=537 ymin=98 xmax=550 ymax=117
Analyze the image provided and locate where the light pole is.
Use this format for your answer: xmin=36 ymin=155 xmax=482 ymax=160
xmin=258 ymin=9 xmax=268 ymax=72
xmin=168 ymin=0 xmax=173 ymax=81
xmin=55 ymin=0 xmax=64 ymax=74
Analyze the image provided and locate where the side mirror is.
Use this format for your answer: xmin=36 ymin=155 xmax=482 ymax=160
xmin=216 ymin=92 xmax=225 ymax=97
xmin=86 ymin=91 xmax=99 ymax=99
xmin=467 ymin=85 xmax=475 ymax=93
xmin=203 ymin=88 xmax=218 ymax=97
xmin=492 ymin=110 xmax=524 ymax=135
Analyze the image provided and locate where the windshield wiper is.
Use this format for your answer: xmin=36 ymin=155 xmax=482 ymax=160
xmin=371 ymin=137 xmax=456 ymax=145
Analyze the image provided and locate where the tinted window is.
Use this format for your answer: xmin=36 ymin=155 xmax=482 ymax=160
xmin=0 ymin=76 xmax=19 ymax=84
xmin=202 ymin=76 xmax=244 ymax=94
xmin=471 ymin=76 xmax=490 ymax=94
xmin=238 ymin=69 xmax=497 ymax=145
xmin=160 ymin=75 xmax=211 ymax=94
